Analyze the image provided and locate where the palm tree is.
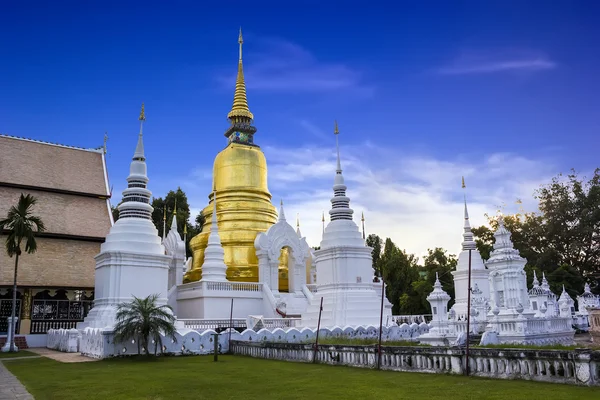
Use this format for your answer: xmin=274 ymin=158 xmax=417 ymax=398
xmin=0 ymin=194 xmax=45 ymax=352
xmin=113 ymin=294 xmax=177 ymax=356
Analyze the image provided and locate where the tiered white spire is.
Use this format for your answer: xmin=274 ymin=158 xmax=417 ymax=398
xmin=461 ymin=193 xmax=476 ymax=251
xmin=278 ymin=200 xmax=286 ymax=222
xmin=329 ymin=121 xmax=354 ymax=221
xmin=487 ymin=216 xmax=526 ymax=264
xmin=532 ymin=271 xmax=540 ymax=286
xmin=541 ymin=272 xmax=551 ymax=292
xmin=428 ymin=273 xmax=451 ymax=301
xmin=201 ymin=191 xmax=227 ymax=281
xmin=118 ymin=103 xmax=153 ymax=220
xmin=296 ymin=214 xmax=302 ymax=238
xmin=559 ymin=285 xmax=573 ymax=303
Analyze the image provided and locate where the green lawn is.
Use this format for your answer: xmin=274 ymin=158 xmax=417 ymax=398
xmin=0 ymin=349 xmax=37 ymax=359
xmin=4 ymin=355 xmax=596 ymax=400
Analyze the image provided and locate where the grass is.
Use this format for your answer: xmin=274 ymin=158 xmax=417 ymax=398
xmin=4 ymin=355 xmax=597 ymax=400
xmin=0 ymin=350 xmax=37 ymax=359
xmin=309 ymin=337 xmax=427 ymax=346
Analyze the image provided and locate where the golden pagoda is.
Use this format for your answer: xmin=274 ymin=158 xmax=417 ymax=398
xmin=185 ymin=29 xmax=291 ymax=289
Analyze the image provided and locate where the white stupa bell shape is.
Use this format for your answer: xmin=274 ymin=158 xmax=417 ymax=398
xmin=201 ymin=191 xmax=228 ymax=281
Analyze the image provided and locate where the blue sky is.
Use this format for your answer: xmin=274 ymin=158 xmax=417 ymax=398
xmin=1 ymin=1 xmax=599 ymax=256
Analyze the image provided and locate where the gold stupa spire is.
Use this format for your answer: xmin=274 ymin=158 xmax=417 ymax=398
xmin=227 ymin=27 xmax=254 ymax=121
xmin=462 ymin=176 xmax=466 ymax=189
xmin=173 ymin=199 xmax=177 ymax=215
xmin=139 ymin=103 xmax=146 ymax=121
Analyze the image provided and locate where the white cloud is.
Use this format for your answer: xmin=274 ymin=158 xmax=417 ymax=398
xmin=436 ymin=49 xmax=557 ymax=75
xmin=216 ymin=36 xmax=373 ymax=95
xmin=262 ymin=141 xmax=555 ymax=258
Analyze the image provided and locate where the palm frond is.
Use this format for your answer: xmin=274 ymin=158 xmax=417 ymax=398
xmin=112 ymin=294 xmax=177 ymax=356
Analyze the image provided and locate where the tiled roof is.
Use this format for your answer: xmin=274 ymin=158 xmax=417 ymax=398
xmin=0 ymin=134 xmax=109 ymax=196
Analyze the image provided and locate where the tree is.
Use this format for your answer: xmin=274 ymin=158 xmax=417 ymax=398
xmin=111 ymin=205 xmax=119 ymax=222
xmin=366 ymin=234 xmax=382 ymax=278
xmin=0 ymin=194 xmax=45 ymax=352
xmin=112 ymin=294 xmax=177 ymax=356
xmin=399 ymin=248 xmax=457 ymax=315
xmin=150 ymin=187 xmax=205 ymax=258
xmin=378 ymin=238 xmax=420 ymax=314
xmin=472 ymin=169 xmax=600 ymax=294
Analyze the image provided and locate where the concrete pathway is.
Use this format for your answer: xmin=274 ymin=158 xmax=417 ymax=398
xmin=27 ymin=348 xmax=98 ymax=363
xmin=0 ymin=362 xmax=34 ymax=400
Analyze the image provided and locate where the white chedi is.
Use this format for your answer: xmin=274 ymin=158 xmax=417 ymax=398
xmin=79 ymin=106 xmax=171 ymax=330
xmin=301 ymin=123 xmax=391 ymax=328
xmin=201 ymin=191 xmax=228 ymax=281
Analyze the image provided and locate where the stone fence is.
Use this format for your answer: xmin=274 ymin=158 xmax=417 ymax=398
xmin=230 ymin=341 xmax=600 ymax=386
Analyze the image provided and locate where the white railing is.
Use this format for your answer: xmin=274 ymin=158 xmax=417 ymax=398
xmin=180 ymin=317 xmax=301 ymax=331
xmin=387 ymin=315 xmax=431 ymax=326
xmin=262 ymin=318 xmax=301 ymax=328
xmin=205 ymin=281 xmax=261 ymax=292
xmin=181 ymin=318 xmax=247 ymax=331
xmin=231 ymin=341 xmax=600 ymax=386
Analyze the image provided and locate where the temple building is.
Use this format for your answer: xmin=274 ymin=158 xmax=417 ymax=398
xmin=0 ymin=134 xmax=112 ymax=336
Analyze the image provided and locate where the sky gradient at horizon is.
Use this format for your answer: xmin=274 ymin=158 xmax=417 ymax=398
xmin=1 ymin=1 xmax=599 ymax=257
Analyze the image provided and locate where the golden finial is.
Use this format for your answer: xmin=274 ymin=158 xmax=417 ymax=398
xmin=280 ymin=199 xmax=283 ymax=206
xmin=183 ymin=223 xmax=187 ymax=234
xmin=139 ymin=103 xmax=146 ymax=121
xmin=322 ymin=211 xmax=325 ymax=222
xmin=238 ymin=27 xmax=243 ymax=60
xmin=173 ymin=199 xmax=177 ymax=215
xmin=334 ymin=120 xmax=339 ymax=135
xmin=462 ymin=176 xmax=466 ymax=189
xmin=227 ymin=28 xmax=254 ymax=121
xmin=296 ymin=213 xmax=300 ymax=228
xmin=163 ymin=207 xmax=166 ymax=221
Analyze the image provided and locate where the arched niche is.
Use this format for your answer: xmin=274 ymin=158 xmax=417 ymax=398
xmin=254 ymin=219 xmax=310 ymax=293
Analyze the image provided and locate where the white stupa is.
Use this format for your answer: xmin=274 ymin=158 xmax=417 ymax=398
xmin=451 ymin=185 xmax=490 ymax=319
xmin=200 ymin=191 xmax=228 ymax=281
xmin=79 ymin=104 xmax=170 ymax=329
xmin=301 ymin=122 xmax=391 ymax=327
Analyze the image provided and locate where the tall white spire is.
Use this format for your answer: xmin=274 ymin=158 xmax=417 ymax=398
xmin=532 ymin=270 xmax=540 ymax=286
xmin=541 ymin=272 xmax=551 ymax=292
xmin=117 ymin=103 xmax=153 ymax=220
xmin=329 ymin=121 xmax=354 ymax=221
xmin=461 ymin=177 xmax=476 ymax=251
xmin=296 ymin=213 xmax=302 ymax=238
xmin=278 ymin=199 xmax=286 ymax=222
xmin=201 ymin=191 xmax=228 ymax=281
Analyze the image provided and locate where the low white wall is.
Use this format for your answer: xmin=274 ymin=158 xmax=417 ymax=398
xmin=76 ymin=323 xmax=429 ymax=359
xmin=47 ymin=329 xmax=79 ymax=353
xmin=232 ymin=341 xmax=600 ymax=387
